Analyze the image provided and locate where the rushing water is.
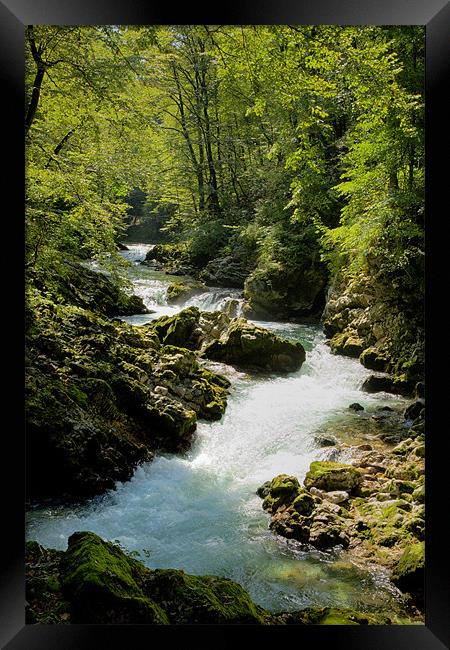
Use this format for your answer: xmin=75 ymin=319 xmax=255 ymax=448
xmin=27 ymin=243 xmax=411 ymax=615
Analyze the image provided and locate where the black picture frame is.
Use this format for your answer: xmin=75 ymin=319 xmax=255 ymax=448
xmin=2 ymin=1 xmax=448 ymax=647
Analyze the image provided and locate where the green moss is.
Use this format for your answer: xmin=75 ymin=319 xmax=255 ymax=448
xmin=151 ymin=307 xmax=200 ymax=348
xmin=61 ymin=531 xmax=168 ymax=624
xmin=292 ymin=490 xmax=316 ymax=516
xmin=58 ymin=531 xmax=271 ymax=624
xmin=280 ymin=607 xmax=393 ymax=625
xmin=412 ymin=484 xmax=425 ymax=503
xmin=304 ymin=461 xmax=363 ymax=494
xmin=145 ymin=569 xmax=269 ymax=624
xmin=262 ymin=474 xmax=301 ymax=513
xmin=391 ymin=542 xmax=425 ymax=601
xmin=204 ymin=318 xmax=306 ymax=372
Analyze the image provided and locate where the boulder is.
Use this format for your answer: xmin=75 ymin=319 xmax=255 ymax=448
xmin=364 ymin=375 xmax=393 ymax=393
xmin=391 ymin=541 xmax=424 ymax=606
xmin=349 ymin=403 xmax=364 ymax=412
xmin=304 ymin=461 xmax=363 ymax=495
xmin=151 ymin=307 xmax=201 ymax=349
xmin=261 ymin=474 xmax=301 ymax=513
xmin=329 ymin=332 xmax=365 ymax=358
xmin=314 ymin=434 xmax=339 ymax=447
xmin=359 ymin=347 xmax=389 ymax=372
xmin=61 ymin=531 xmax=168 ymax=624
xmin=60 ymin=531 xmax=269 ymax=624
xmin=166 ymin=281 xmax=206 ymax=304
xmin=243 ymin=261 xmax=327 ymax=320
xmin=404 ymin=400 xmax=425 ymax=422
xmin=57 ymin=261 xmax=148 ymax=316
xmin=203 ymin=318 xmax=306 ymax=373
xmin=200 ymin=255 xmax=251 ymax=289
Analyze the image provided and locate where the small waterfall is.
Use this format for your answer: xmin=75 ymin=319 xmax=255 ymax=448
xmin=119 ymin=243 xmax=155 ymax=263
xmin=186 ymin=288 xmax=245 ymax=317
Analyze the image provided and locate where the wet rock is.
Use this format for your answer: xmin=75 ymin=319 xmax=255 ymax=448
xmin=349 ymin=403 xmax=364 ymax=412
xmin=304 ymin=461 xmax=363 ymax=495
xmin=404 ymin=400 xmax=425 ymax=422
xmin=329 ymin=332 xmax=365 ymax=358
xmin=200 ymin=255 xmax=251 ymax=289
xmin=204 ymin=318 xmax=306 ymax=373
xmin=361 ymin=373 xmax=413 ymax=396
xmin=243 ymin=260 xmax=327 ymax=320
xmin=60 ymin=531 xmax=269 ymax=624
xmin=362 ymin=373 xmax=394 ymax=393
xmin=314 ymin=434 xmax=339 ymax=447
xmin=151 ymin=306 xmax=201 ymax=349
xmin=256 ymin=481 xmax=271 ymax=499
xmin=359 ymin=347 xmax=389 ymax=372
xmin=166 ymin=281 xmax=206 ymax=304
xmin=391 ymin=542 xmax=424 ymax=607
xmin=261 ymin=475 xmax=301 ymax=513
xmin=57 ymin=261 xmax=148 ymax=316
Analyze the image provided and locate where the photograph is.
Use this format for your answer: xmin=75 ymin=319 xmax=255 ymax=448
xmin=1 ymin=1 xmax=449 ymax=648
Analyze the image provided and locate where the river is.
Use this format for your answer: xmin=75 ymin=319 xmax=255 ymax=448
xmin=26 ymin=243 xmax=411 ymax=615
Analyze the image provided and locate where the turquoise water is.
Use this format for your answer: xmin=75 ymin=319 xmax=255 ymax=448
xmin=26 ymin=244 xmax=409 ymax=614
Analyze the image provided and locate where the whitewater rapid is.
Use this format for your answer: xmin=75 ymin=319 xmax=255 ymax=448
xmin=26 ymin=244 xmax=409 ymax=613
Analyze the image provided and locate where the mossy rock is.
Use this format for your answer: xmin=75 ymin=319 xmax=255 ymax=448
xmin=151 ymin=307 xmax=201 ymax=349
xmin=279 ymin=606 xmax=393 ymax=625
xmin=359 ymin=347 xmax=389 ymax=372
xmin=204 ymin=318 xmax=306 ymax=373
xmin=59 ymin=531 xmax=270 ymax=625
xmin=329 ymin=333 xmax=365 ymax=358
xmin=166 ymin=281 xmax=206 ymax=304
xmin=57 ymin=261 xmax=148 ymax=316
xmin=261 ymin=474 xmax=301 ymax=512
xmin=292 ymin=490 xmax=316 ymax=516
xmin=304 ymin=461 xmax=363 ymax=494
xmin=412 ymin=484 xmax=425 ymax=503
xmin=61 ymin=531 xmax=168 ymax=624
xmin=243 ymin=260 xmax=327 ymax=319
xmin=144 ymin=569 xmax=269 ymax=624
xmin=143 ymin=401 xmax=197 ymax=446
xmin=391 ymin=541 xmax=424 ymax=604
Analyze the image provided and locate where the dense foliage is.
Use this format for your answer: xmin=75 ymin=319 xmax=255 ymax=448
xmin=26 ymin=24 xmax=424 ymax=372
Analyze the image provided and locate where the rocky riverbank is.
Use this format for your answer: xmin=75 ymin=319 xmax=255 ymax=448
xmin=25 ymin=531 xmax=413 ymax=625
xmin=143 ymin=243 xmax=424 ymax=397
xmin=257 ymin=404 xmax=425 ymax=614
xmin=26 ymin=266 xmax=304 ymax=501
xmin=322 ymin=272 xmax=424 ymax=397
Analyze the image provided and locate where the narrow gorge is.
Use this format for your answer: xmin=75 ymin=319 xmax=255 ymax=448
xmin=24 ymin=25 xmax=425 ymax=627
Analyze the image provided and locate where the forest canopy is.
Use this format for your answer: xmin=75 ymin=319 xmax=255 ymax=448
xmin=25 ymin=24 xmax=424 ymax=316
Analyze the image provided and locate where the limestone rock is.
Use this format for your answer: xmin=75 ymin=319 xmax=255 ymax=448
xmin=204 ymin=318 xmax=306 ymax=373
xmin=304 ymin=461 xmax=363 ymax=494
